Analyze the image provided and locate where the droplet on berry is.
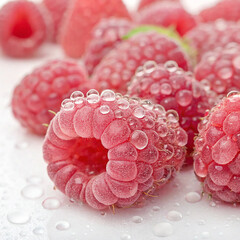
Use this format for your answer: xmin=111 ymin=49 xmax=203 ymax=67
xmin=176 ymin=90 xmax=193 ymax=107
xmin=141 ymin=100 xmax=153 ymax=110
xmin=87 ymin=94 xmax=100 ymax=104
xmin=133 ymin=107 xmax=145 ymax=119
xmin=101 ymin=90 xmax=116 ymax=101
xmin=227 ymin=91 xmax=240 ymax=98
xmin=100 ymin=105 xmax=110 ymax=115
xmin=70 ymin=91 xmax=84 ymax=100
xmin=130 ymin=130 xmax=148 ymax=150
xmin=117 ymin=99 xmax=129 ymax=109
xmin=87 ymin=89 xmax=99 ymax=96
xmin=166 ymin=110 xmax=179 ymax=123
xmin=164 ymin=61 xmax=178 ymax=73
xmin=143 ymin=61 xmax=158 ymax=74
xmin=135 ymin=66 xmax=145 ymax=77
xmin=61 ymin=99 xmax=74 ymax=110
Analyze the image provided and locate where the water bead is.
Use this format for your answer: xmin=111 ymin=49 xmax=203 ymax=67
xmin=176 ymin=128 xmax=188 ymax=147
xmin=160 ymin=83 xmax=172 ymax=95
xmin=132 ymin=216 xmax=143 ymax=223
xmin=156 ymin=124 xmax=169 ymax=137
xmin=185 ymin=192 xmax=202 ymax=203
xmin=42 ymin=197 xmax=61 ymax=210
xmin=227 ymin=91 xmax=240 ymax=98
xmin=70 ymin=91 xmax=84 ymax=100
xmin=100 ymin=105 xmax=110 ymax=115
xmin=115 ymin=109 xmax=124 ymax=119
xmin=153 ymin=222 xmax=173 ymax=237
xmin=153 ymin=104 xmax=166 ymax=117
xmin=87 ymin=89 xmax=99 ymax=96
xmin=101 ymin=89 xmax=116 ymax=101
xmin=164 ymin=61 xmax=178 ymax=73
xmin=141 ymin=100 xmax=153 ymax=110
xmin=61 ymin=99 xmax=74 ymax=110
xmin=233 ymin=56 xmax=240 ymax=70
xmin=130 ymin=130 xmax=148 ymax=150
xmin=117 ymin=99 xmax=129 ymax=109
xmin=55 ymin=221 xmax=70 ymax=231
xmin=135 ymin=66 xmax=145 ymax=77
xmin=133 ymin=107 xmax=145 ymax=119
xmin=166 ymin=110 xmax=179 ymax=123
xmin=7 ymin=211 xmax=30 ymax=224
xmin=176 ymin=90 xmax=193 ymax=107
xmin=143 ymin=61 xmax=158 ymax=74
xmin=150 ymin=82 xmax=161 ymax=95
xmin=167 ymin=210 xmax=183 ymax=221
xmin=21 ymin=185 xmax=43 ymax=199
xmin=87 ymin=94 xmax=100 ymax=104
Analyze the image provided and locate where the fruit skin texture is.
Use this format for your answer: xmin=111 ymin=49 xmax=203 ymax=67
xmin=11 ymin=60 xmax=89 ymax=135
xmin=42 ymin=0 xmax=69 ymax=42
xmin=0 ymin=0 xmax=47 ymax=57
xmin=84 ymin=18 xmax=135 ymax=76
xmin=194 ymin=93 xmax=240 ymax=203
xmin=138 ymin=0 xmax=179 ymax=11
xmin=199 ymin=0 xmax=240 ymax=23
xmin=136 ymin=1 xmax=197 ymax=36
xmin=60 ymin=0 xmax=131 ymax=58
xmin=92 ymin=31 xmax=190 ymax=94
xmin=128 ymin=61 xmax=217 ymax=164
xmin=195 ymin=44 xmax=240 ymax=96
xmin=43 ymin=89 xmax=187 ymax=210
xmin=185 ymin=20 xmax=240 ymax=61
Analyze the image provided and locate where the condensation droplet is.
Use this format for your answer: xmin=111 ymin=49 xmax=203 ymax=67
xmin=56 ymin=221 xmax=70 ymax=231
xmin=100 ymin=105 xmax=110 ymax=115
xmin=26 ymin=176 xmax=42 ymax=184
xmin=153 ymin=222 xmax=173 ymax=237
xmin=87 ymin=89 xmax=99 ymax=96
xmin=143 ymin=61 xmax=158 ymax=73
xmin=118 ymin=99 xmax=130 ymax=110
xmin=15 ymin=142 xmax=29 ymax=149
xmin=7 ymin=211 xmax=30 ymax=224
xmin=164 ymin=61 xmax=178 ymax=73
xmin=33 ymin=227 xmax=44 ymax=235
xmin=227 ymin=91 xmax=239 ymax=98
xmin=87 ymin=94 xmax=100 ymax=104
xmin=101 ymin=89 xmax=116 ymax=101
xmin=130 ymin=130 xmax=148 ymax=150
xmin=42 ymin=198 xmax=61 ymax=210
xmin=166 ymin=110 xmax=179 ymax=123
xmin=167 ymin=210 xmax=183 ymax=221
xmin=61 ymin=99 xmax=74 ymax=110
xmin=209 ymin=201 xmax=216 ymax=207
xmin=185 ymin=192 xmax=202 ymax=203
xmin=133 ymin=107 xmax=145 ymax=119
xmin=201 ymin=231 xmax=210 ymax=239
xmin=152 ymin=206 xmax=161 ymax=211
xmin=121 ymin=234 xmax=132 ymax=240
xmin=21 ymin=185 xmax=43 ymax=199
xmin=70 ymin=91 xmax=84 ymax=104
xmin=132 ymin=216 xmax=143 ymax=223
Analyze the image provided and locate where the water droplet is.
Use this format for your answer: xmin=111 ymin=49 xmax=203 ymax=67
xmin=227 ymin=91 xmax=239 ymax=98
xmin=121 ymin=234 xmax=132 ymax=240
xmin=167 ymin=210 xmax=183 ymax=221
xmin=164 ymin=61 xmax=178 ymax=72
xmin=201 ymin=231 xmax=210 ymax=239
xmin=101 ymin=90 xmax=116 ymax=101
xmin=61 ymin=99 xmax=74 ymax=110
xmin=15 ymin=142 xmax=29 ymax=149
xmin=133 ymin=107 xmax=145 ymax=119
xmin=141 ymin=100 xmax=153 ymax=110
xmin=33 ymin=227 xmax=44 ymax=235
xmin=21 ymin=185 xmax=43 ymax=199
xmin=7 ymin=211 xmax=30 ymax=224
xmin=209 ymin=201 xmax=216 ymax=207
xmin=166 ymin=110 xmax=179 ymax=123
xmin=56 ymin=221 xmax=70 ymax=231
xmin=42 ymin=197 xmax=61 ymax=210
xmin=153 ymin=222 xmax=173 ymax=237
xmin=70 ymin=91 xmax=84 ymax=104
xmin=160 ymin=83 xmax=172 ymax=95
xmin=152 ymin=206 xmax=161 ymax=211
xmin=185 ymin=192 xmax=202 ymax=203
xmin=132 ymin=216 xmax=143 ymax=223
xmin=130 ymin=130 xmax=148 ymax=150
xmin=100 ymin=105 xmax=110 ymax=115
xmin=143 ymin=61 xmax=158 ymax=73
xmin=26 ymin=176 xmax=42 ymax=184
xmin=87 ymin=94 xmax=100 ymax=104
xmin=135 ymin=66 xmax=145 ymax=77
xmin=115 ymin=109 xmax=124 ymax=119
xmin=87 ymin=89 xmax=99 ymax=96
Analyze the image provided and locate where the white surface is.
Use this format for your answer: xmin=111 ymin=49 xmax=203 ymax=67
xmin=1 ymin=0 xmax=239 ymax=240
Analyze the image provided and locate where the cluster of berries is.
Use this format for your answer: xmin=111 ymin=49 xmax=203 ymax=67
xmin=5 ymin=0 xmax=240 ymax=210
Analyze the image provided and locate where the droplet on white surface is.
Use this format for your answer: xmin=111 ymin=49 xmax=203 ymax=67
xmin=15 ymin=142 xmax=29 ymax=149
xmin=55 ymin=221 xmax=70 ymax=231
xmin=121 ymin=233 xmax=132 ymax=240
xmin=153 ymin=222 xmax=173 ymax=237
xmin=132 ymin=216 xmax=143 ymax=223
xmin=152 ymin=206 xmax=161 ymax=211
xmin=42 ymin=198 xmax=61 ymax=210
xmin=33 ymin=227 xmax=44 ymax=235
xmin=201 ymin=232 xmax=210 ymax=239
xmin=209 ymin=201 xmax=216 ymax=207
xmin=167 ymin=210 xmax=183 ymax=221
xmin=185 ymin=192 xmax=202 ymax=203
xmin=21 ymin=185 xmax=43 ymax=199
xmin=26 ymin=176 xmax=42 ymax=184
xmin=7 ymin=211 xmax=30 ymax=224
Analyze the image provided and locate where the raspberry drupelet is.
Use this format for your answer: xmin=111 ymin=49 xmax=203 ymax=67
xmin=194 ymin=92 xmax=240 ymax=203
xmin=11 ymin=60 xmax=89 ymax=135
xmin=92 ymin=30 xmax=191 ymax=94
xmin=43 ymin=89 xmax=187 ymax=210
xmin=128 ymin=61 xmax=217 ymax=164
xmin=195 ymin=44 xmax=240 ymax=96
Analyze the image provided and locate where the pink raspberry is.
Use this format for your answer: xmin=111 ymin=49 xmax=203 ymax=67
xmin=194 ymin=92 xmax=240 ymax=203
xmin=136 ymin=1 xmax=197 ymax=36
xmin=128 ymin=61 xmax=217 ymax=164
xmin=199 ymin=0 xmax=240 ymax=23
xmin=0 ymin=0 xmax=47 ymax=57
xmin=60 ymin=0 xmax=131 ymax=58
xmin=84 ymin=18 xmax=135 ymax=76
xmin=42 ymin=0 xmax=69 ymax=42
xmin=138 ymin=0 xmax=179 ymax=11
xmin=11 ymin=60 xmax=89 ymax=135
xmin=185 ymin=20 xmax=240 ymax=61
xmin=195 ymin=44 xmax=240 ymax=95
xmin=43 ymin=89 xmax=187 ymax=210
xmin=92 ymin=30 xmax=191 ymax=94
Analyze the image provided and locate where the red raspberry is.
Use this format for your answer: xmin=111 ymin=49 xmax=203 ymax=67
xmin=195 ymin=44 xmax=240 ymax=95
xmin=138 ymin=0 xmax=179 ymax=11
xmin=60 ymin=0 xmax=131 ymax=58
xmin=84 ymin=18 xmax=135 ymax=76
xmin=199 ymin=0 xmax=240 ymax=23
xmin=185 ymin=20 xmax=240 ymax=61
xmin=92 ymin=30 xmax=191 ymax=94
xmin=136 ymin=1 xmax=197 ymax=36
xmin=0 ymin=0 xmax=47 ymax=57
xmin=194 ymin=92 xmax=240 ymax=203
xmin=11 ymin=60 xmax=89 ymax=135
xmin=42 ymin=0 xmax=69 ymax=42
xmin=128 ymin=61 xmax=217 ymax=164
xmin=43 ymin=89 xmax=187 ymax=210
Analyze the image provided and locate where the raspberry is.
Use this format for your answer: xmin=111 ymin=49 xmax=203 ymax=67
xmin=128 ymin=61 xmax=217 ymax=164
xmin=60 ymin=0 xmax=131 ymax=58
xmin=84 ymin=18 xmax=135 ymax=76
xmin=138 ymin=0 xmax=179 ymax=11
xmin=136 ymin=2 xmax=197 ymax=36
xmin=194 ymin=92 xmax=240 ymax=203
xmin=199 ymin=0 xmax=240 ymax=23
xmin=0 ymin=0 xmax=47 ymax=57
xmin=11 ymin=60 xmax=89 ymax=135
xmin=92 ymin=30 xmax=191 ymax=94
xmin=43 ymin=89 xmax=187 ymax=210
xmin=195 ymin=44 xmax=240 ymax=95
xmin=185 ymin=20 xmax=240 ymax=61
xmin=42 ymin=0 xmax=69 ymax=42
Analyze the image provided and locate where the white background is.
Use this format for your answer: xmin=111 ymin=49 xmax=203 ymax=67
xmin=1 ymin=0 xmax=238 ymax=240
